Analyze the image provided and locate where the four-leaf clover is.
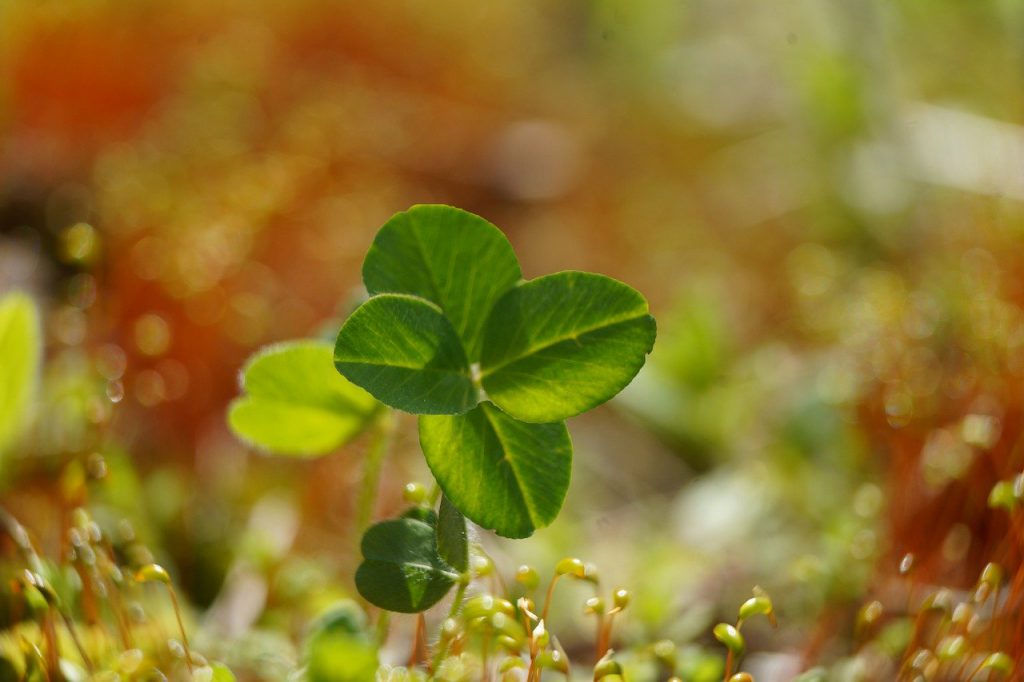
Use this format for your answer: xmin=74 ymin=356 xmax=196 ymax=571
xmin=334 ymin=205 xmax=656 ymax=538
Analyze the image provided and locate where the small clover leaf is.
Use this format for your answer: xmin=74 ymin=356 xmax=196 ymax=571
xmin=355 ymin=518 xmax=459 ymax=613
xmin=229 ymin=341 xmax=379 ymax=456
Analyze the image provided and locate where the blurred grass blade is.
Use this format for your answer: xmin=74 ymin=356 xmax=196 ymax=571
xmin=0 ymin=291 xmax=41 ymax=459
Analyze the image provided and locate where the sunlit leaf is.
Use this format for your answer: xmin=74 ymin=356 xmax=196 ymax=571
xmin=0 ymin=291 xmax=41 ymax=457
xmin=362 ymin=204 xmax=522 ymax=362
xmin=355 ymin=518 xmax=458 ymax=613
xmin=480 ymin=271 xmax=656 ymax=422
xmin=228 ymin=341 xmax=379 ymax=456
xmin=334 ymin=294 xmax=477 ymax=414
xmin=420 ymin=403 xmax=571 ymax=538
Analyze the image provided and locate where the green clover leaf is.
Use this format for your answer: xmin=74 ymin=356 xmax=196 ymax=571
xmin=334 ymin=294 xmax=477 ymax=414
xmin=362 ymin=204 xmax=522 ymax=362
xmin=479 ymin=271 xmax=657 ymax=423
xmin=421 ymin=404 xmax=571 ymax=538
xmin=355 ymin=518 xmax=459 ymax=613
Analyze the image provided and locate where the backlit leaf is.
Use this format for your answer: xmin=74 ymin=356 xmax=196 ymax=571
xmin=480 ymin=271 xmax=656 ymax=422
xmin=420 ymin=403 xmax=571 ymax=538
xmin=334 ymin=294 xmax=477 ymax=414
xmin=228 ymin=341 xmax=379 ymax=456
xmin=362 ymin=205 xmax=522 ymax=362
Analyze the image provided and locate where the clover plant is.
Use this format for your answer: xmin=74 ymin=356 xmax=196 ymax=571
xmin=229 ymin=204 xmax=656 ymax=615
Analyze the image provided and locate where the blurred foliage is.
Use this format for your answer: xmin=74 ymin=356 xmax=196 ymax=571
xmin=0 ymin=292 xmax=40 ymax=459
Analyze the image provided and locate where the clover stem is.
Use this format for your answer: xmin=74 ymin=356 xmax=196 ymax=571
xmin=356 ymin=412 xmax=396 ymax=534
xmin=723 ymin=650 xmax=734 ymax=681
xmin=448 ymin=581 xmax=469 ymax=618
xmin=166 ymin=584 xmax=193 ymax=672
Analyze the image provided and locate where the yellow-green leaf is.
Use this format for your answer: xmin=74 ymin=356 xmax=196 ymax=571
xmin=229 ymin=341 xmax=379 ymax=456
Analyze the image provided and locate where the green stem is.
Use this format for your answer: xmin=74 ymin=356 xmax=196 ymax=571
xmin=356 ymin=412 xmax=396 ymax=533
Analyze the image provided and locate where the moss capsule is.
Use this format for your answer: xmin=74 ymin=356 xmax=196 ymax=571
xmin=136 ymin=563 xmax=171 ymax=584
xmin=594 ymin=652 xmax=622 ymax=679
xmin=402 ymin=482 xmax=427 ymax=505
xmin=516 ymin=565 xmax=540 ymax=591
xmin=584 ymin=596 xmax=605 ymax=615
xmin=555 ymin=557 xmax=586 ymax=578
xmin=713 ymin=623 xmax=745 ymax=656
